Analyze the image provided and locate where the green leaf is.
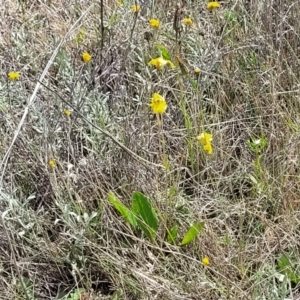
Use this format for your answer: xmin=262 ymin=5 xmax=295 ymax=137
xmin=132 ymin=192 xmax=158 ymax=241
xmin=181 ymin=222 xmax=204 ymax=246
xmin=67 ymin=289 xmax=85 ymax=300
xmin=108 ymin=192 xmax=137 ymax=228
xmin=156 ymin=45 xmax=171 ymax=60
xmin=223 ymin=10 xmax=237 ymax=23
xmin=111 ymin=290 xmax=122 ymax=300
xmin=190 ymin=80 xmax=198 ymax=89
xmin=278 ymin=253 xmax=300 ymax=284
xmin=167 ymin=225 xmax=178 ymax=244
xmin=16 ymin=277 xmax=35 ymax=299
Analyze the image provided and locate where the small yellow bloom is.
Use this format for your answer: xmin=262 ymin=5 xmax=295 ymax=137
xmin=148 ymin=56 xmax=175 ymax=70
xmin=194 ymin=67 xmax=201 ymax=74
xmin=150 ymin=93 xmax=167 ymax=114
xmin=182 ymin=18 xmax=193 ymax=26
xmin=149 ymin=18 xmax=160 ymax=29
xmin=197 ymin=132 xmax=213 ymax=145
xmin=197 ymin=132 xmax=213 ymax=155
xmin=202 ymin=256 xmax=210 ymax=266
xmin=207 ymin=1 xmax=220 ymax=10
xmin=64 ymin=109 xmax=71 ymax=117
xmin=117 ymin=1 xmax=122 ymax=6
xmin=48 ymin=159 xmax=56 ymax=168
xmin=8 ymin=72 xmax=20 ymax=80
xmin=203 ymin=142 xmax=213 ymax=155
xmin=82 ymin=52 xmax=91 ymax=63
xmin=131 ymin=5 xmax=141 ymax=13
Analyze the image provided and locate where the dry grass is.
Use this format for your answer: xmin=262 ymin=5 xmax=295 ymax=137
xmin=1 ymin=0 xmax=300 ymax=299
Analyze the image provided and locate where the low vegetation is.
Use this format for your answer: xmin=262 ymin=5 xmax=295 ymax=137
xmin=1 ymin=0 xmax=300 ymax=299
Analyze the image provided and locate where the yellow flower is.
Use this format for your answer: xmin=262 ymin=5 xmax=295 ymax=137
xmin=131 ymin=5 xmax=141 ymax=13
xmin=202 ymin=256 xmax=210 ymax=266
xmin=197 ymin=132 xmax=213 ymax=145
xmin=64 ymin=109 xmax=71 ymax=117
xmin=8 ymin=71 xmax=20 ymax=80
xmin=82 ymin=52 xmax=91 ymax=63
xmin=148 ymin=56 xmax=175 ymax=70
xmin=203 ymin=142 xmax=213 ymax=155
xmin=149 ymin=18 xmax=160 ymax=29
xmin=117 ymin=1 xmax=122 ymax=6
xmin=48 ymin=159 xmax=56 ymax=168
xmin=207 ymin=1 xmax=220 ymax=10
xmin=194 ymin=67 xmax=201 ymax=74
xmin=150 ymin=93 xmax=167 ymax=114
xmin=182 ymin=18 xmax=193 ymax=26
xmin=197 ymin=132 xmax=213 ymax=155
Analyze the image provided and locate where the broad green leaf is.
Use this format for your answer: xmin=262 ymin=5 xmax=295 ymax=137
xmin=108 ymin=192 xmax=137 ymax=228
xmin=167 ymin=225 xmax=178 ymax=244
xmin=278 ymin=253 xmax=300 ymax=284
xmin=181 ymin=222 xmax=205 ymax=246
xmin=156 ymin=45 xmax=171 ymax=60
xmin=132 ymin=192 xmax=158 ymax=241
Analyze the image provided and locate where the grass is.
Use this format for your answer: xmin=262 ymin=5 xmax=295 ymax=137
xmin=1 ymin=0 xmax=300 ymax=299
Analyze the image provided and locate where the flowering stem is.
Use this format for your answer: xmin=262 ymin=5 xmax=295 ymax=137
xmin=156 ymin=114 xmax=168 ymax=169
xmin=100 ymin=0 xmax=104 ymax=59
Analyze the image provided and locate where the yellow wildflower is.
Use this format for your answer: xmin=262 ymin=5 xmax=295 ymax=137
xmin=117 ymin=1 xmax=122 ymax=6
xmin=149 ymin=18 xmax=160 ymax=29
xmin=197 ymin=132 xmax=213 ymax=155
xmin=8 ymin=71 xmax=20 ymax=80
xmin=197 ymin=132 xmax=213 ymax=145
xmin=207 ymin=1 xmax=220 ymax=11
xmin=82 ymin=52 xmax=91 ymax=63
xmin=203 ymin=143 xmax=213 ymax=155
xmin=202 ymin=256 xmax=210 ymax=266
xmin=182 ymin=18 xmax=193 ymax=26
xmin=131 ymin=5 xmax=141 ymax=13
xmin=150 ymin=93 xmax=167 ymax=114
xmin=48 ymin=159 xmax=56 ymax=168
xmin=148 ymin=56 xmax=175 ymax=70
xmin=64 ymin=109 xmax=71 ymax=117
xmin=194 ymin=67 xmax=201 ymax=74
